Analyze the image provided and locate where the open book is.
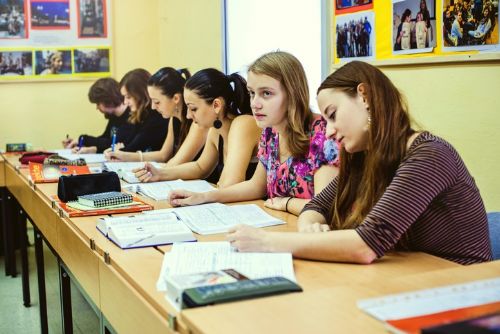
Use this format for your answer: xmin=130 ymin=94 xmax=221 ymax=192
xmin=97 ymin=213 xmax=196 ymax=249
xmin=144 ymin=203 xmax=285 ymax=234
xmin=103 ymin=162 xmax=162 ymax=183
xmin=358 ymin=278 xmax=500 ymax=334
xmin=156 ymin=241 xmax=296 ymax=309
xmin=125 ymin=179 xmax=215 ymax=201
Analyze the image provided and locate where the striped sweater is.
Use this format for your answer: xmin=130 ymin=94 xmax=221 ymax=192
xmin=303 ymin=132 xmax=492 ymax=265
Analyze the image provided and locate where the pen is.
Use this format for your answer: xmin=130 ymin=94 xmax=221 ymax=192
xmin=78 ymin=136 xmax=84 ymax=151
xmin=111 ymin=132 xmax=117 ymax=152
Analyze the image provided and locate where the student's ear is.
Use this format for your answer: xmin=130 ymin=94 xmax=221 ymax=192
xmin=212 ymin=97 xmax=223 ymax=114
xmin=172 ymin=93 xmax=181 ymax=105
xmin=357 ymin=83 xmax=369 ymax=106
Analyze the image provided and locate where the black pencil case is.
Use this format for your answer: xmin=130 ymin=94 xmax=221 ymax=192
xmin=57 ymin=172 xmax=121 ymax=202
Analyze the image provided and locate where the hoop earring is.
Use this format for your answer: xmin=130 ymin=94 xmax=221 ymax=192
xmin=213 ymin=115 xmax=222 ymax=129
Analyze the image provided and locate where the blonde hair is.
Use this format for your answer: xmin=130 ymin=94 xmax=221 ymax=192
xmin=248 ymin=51 xmax=313 ymax=158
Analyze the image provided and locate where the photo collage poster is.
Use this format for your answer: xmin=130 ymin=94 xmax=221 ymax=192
xmin=0 ymin=0 xmax=112 ymax=80
xmin=333 ymin=0 xmax=499 ymax=64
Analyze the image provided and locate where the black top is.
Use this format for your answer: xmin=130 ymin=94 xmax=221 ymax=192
xmin=120 ymin=108 xmax=169 ymax=152
xmin=205 ymin=135 xmax=257 ymax=184
xmin=171 ymin=116 xmax=182 ymax=155
xmin=79 ymin=108 xmax=133 ymax=153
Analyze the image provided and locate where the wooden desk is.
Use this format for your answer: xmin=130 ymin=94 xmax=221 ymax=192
xmin=0 ymin=155 xmax=5 ymax=186
xmin=181 ymin=261 xmax=500 ymax=334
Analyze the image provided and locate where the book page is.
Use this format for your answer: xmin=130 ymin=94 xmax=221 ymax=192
xmin=59 ymin=153 xmax=106 ymax=164
xmin=165 ymin=241 xmax=296 ymax=282
xmin=137 ymin=179 xmax=215 ymax=201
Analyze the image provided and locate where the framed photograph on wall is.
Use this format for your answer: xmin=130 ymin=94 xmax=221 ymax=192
xmin=74 ymin=47 xmax=110 ymax=74
xmin=336 ymin=0 xmax=373 ymax=15
xmin=335 ymin=11 xmax=375 ymax=60
xmin=77 ymin=0 xmax=107 ymax=38
xmin=0 ymin=0 xmax=28 ymax=39
xmin=34 ymin=49 xmax=72 ymax=75
xmin=30 ymin=0 xmax=70 ymax=30
xmin=0 ymin=50 xmax=32 ymax=76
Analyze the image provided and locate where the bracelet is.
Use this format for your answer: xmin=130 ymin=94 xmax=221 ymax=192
xmin=285 ymin=197 xmax=292 ymax=213
xmin=138 ymin=150 xmax=143 ymax=162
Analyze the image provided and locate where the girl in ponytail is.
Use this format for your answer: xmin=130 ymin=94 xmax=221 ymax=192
xmin=133 ymin=68 xmax=261 ymax=188
xmin=105 ymin=67 xmax=208 ymax=165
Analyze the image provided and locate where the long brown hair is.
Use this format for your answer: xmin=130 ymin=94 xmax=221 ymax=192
xmin=317 ymin=61 xmax=414 ymax=230
xmin=120 ymin=68 xmax=151 ymax=124
xmin=248 ymin=51 xmax=313 ymax=158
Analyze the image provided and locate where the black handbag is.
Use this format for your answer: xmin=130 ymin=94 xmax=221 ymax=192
xmin=57 ymin=172 xmax=121 ymax=202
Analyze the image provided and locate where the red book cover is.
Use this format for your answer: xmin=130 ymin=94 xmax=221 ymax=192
xmin=53 ymin=195 xmax=154 ymax=217
xmin=29 ymin=162 xmax=91 ymax=183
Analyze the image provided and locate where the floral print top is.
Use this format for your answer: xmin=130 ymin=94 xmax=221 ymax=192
xmin=258 ymin=116 xmax=339 ymax=199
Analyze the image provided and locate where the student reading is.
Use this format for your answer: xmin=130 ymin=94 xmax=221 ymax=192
xmin=62 ymin=78 xmax=131 ymax=153
xmin=227 ymin=61 xmax=492 ymax=265
xmin=133 ymin=68 xmax=261 ymax=188
xmin=105 ymin=67 xmax=207 ymax=165
xmin=169 ymin=51 xmax=339 ymax=215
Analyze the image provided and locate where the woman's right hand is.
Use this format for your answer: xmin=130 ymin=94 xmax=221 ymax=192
xmin=169 ymin=190 xmax=208 ymax=207
xmin=133 ymin=162 xmax=161 ymax=183
xmin=62 ymin=138 xmax=77 ymax=149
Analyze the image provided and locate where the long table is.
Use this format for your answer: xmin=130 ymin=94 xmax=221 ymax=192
xmin=4 ymin=153 xmax=495 ymax=334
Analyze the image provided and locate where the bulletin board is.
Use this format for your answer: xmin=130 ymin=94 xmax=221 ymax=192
xmin=332 ymin=0 xmax=500 ymax=66
xmin=0 ymin=0 xmax=112 ymax=81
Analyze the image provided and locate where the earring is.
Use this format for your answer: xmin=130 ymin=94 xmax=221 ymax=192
xmin=213 ymin=115 xmax=222 ymax=129
xmin=367 ymin=114 xmax=372 ymax=127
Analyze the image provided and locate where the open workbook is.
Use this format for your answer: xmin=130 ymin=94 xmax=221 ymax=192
xmin=125 ymin=179 xmax=216 ymax=201
xmin=97 ymin=212 xmax=196 ymax=249
xmin=103 ymin=162 xmax=162 ymax=183
xmin=144 ymin=202 xmax=285 ymax=234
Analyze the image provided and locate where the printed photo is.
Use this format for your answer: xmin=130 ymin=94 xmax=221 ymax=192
xmin=0 ymin=51 xmax=32 ymax=76
xmin=393 ymin=0 xmax=436 ymax=54
xmin=35 ymin=49 xmax=71 ymax=75
xmin=78 ymin=0 xmax=107 ymax=38
xmin=0 ymin=0 xmax=27 ymax=38
xmin=336 ymin=0 xmax=373 ymax=14
xmin=74 ymin=48 xmax=110 ymax=73
xmin=335 ymin=11 xmax=375 ymax=59
xmin=443 ymin=0 xmax=499 ymax=48
xmin=31 ymin=0 xmax=70 ymax=29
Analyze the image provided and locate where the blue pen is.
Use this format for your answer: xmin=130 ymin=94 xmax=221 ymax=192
xmin=78 ymin=136 xmax=84 ymax=150
xmin=111 ymin=132 xmax=117 ymax=152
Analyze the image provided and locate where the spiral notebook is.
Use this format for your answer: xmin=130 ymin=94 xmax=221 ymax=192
xmin=77 ymin=191 xmax=133 ymax=208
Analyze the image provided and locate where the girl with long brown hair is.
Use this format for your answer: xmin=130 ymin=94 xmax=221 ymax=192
xmin=226 ymin=61 xmax=492 ymax=265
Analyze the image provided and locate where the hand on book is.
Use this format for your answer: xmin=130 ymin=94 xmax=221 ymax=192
xmin=226 ymin=224 xmax=271 ymax=252
xmin=169 ymin=189 xmax=208 ymax=207
xmin=104 ymin=143 xmax=125 ymax=161
xmin=133 ymin=162 xmax=161 ymax=182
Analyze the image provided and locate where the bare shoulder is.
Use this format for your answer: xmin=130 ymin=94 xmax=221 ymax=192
xmin=229 ymin=115 xmax=260 ymax=135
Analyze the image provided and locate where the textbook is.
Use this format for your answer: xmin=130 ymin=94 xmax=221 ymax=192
xmin=77 ymin=191 xmax=133 ymax=208
xmin=96 ymin=213 xmax=196 ymax=249
xmin=53 ymin=195 xmax=153 ymax=217
xmin=127 ymin=179 xmax=215 ymax=201
xmin=156 ymin=242 xmax=296 ymax=309
xmin=29 ymin=162 xmax=91 ymax=183
xmin=358 ymin=278 xmax=500 ymax=334
xmin=421 ymin=311 xmax=500 ymax=333
xmin=144 ymin=203 xmax=285 ymax=235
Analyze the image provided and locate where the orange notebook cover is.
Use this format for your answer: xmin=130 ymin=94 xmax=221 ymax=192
xmin=53 ymin=195 xmax=154 ymax=218
xmin=29 ymin=162 xmax=91 ymax=183
xmin=386 ymin=301 xmax=500 ymax=334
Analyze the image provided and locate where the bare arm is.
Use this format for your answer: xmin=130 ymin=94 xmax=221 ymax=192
xmin=169 ymin=163 xmax=268 ymax=207
xmin=227 ymin=224 xmax=377 ymax=264
xmin=166 ymin=122 xmax=208 ymax=167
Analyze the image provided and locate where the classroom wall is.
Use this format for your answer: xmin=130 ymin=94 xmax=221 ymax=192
xmin=0 ymin=0 xmax=161 ymax=151
xmin=0 ymin=1 xmax=498 ymax=212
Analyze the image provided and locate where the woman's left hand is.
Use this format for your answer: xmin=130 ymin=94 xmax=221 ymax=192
xmin=226 ymin=224 xmax=271 ymax=252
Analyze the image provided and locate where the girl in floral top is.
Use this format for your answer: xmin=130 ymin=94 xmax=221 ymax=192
xmin=169 ymin=51 xmax=339 ymax=215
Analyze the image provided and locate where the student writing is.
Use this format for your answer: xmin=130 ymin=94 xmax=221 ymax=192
xmin=226 ymin=61 xmax=492 ymax=265
xmin=62 ymin=78 xmax=130 ymax=153
xmin=133 ymin=68 xmax=261 ymax=188
xmin=104 ymin=67 xmax=207 ymax=166
xmin=169 ymin=51 xmax=339 ymax=215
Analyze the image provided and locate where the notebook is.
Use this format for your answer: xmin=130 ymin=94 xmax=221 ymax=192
xmin=144 ymin=203 xmax=285 ymax=234
xmin=77 ymin=191 xmax=133 ymax=208
xmin=103 ymin=162 xmax=162 ymax=184
xmin=54 ymin=195 xmax=153 ymax=217
xmin=29 ymin=162 xmax=91 ymax=183
xmin=125 ymin=179 xmax=215 ymax=201
xmin=97 ymin=213 xmax=196 ymax=249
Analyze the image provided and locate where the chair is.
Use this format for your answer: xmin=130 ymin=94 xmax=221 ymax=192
xmin=487 ymin=212 xmax=500 ymax=260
